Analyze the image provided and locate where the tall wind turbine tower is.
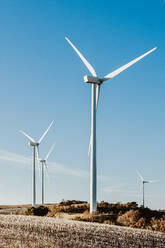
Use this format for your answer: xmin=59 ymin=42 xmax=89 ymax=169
xmin=65 ymin=36 xmax=157 ymax=213
xmin=38 ymin=143 xmax=55 ymax=205
xmin=20 ymin=121 xmax=54 ymax=207
xmin=136 ymin=170 xmax=159 ymax=207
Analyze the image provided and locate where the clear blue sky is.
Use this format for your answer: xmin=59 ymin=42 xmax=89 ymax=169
xmin=0 ymin=0 xmax=164 ymax=209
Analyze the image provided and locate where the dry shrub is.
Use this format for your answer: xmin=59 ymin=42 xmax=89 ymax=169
xmin=117 ymin=210 xmax=140 ymax=227
xmin=97 ymin=201 xmax=138 ymax=214
xmin=47 ymin=202 xmax=89 ymax=217
xmin=135 ymin=217 xmax=147 ymax=228
xmin=151 ymin=217 xmax=165 ymax=232
xmin=159 ymin=219 xmax=165 ymax=232
xmin=117 ymin=208 xmax=165 ymax=232
xmin=59 ymin=200 xmax=87 ymax=206
xmin=47 ymin=201 xmax=138 ymax=217
xmin=25 ymin=206 xmax=49 ymax=216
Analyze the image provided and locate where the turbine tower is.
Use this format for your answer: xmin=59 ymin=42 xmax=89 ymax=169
xmin=38 ymin=143 xmax=55 ymax=205
xmin=65 ymin=36 xmax=157 ymax=213
xmin=136 ymin=170 xmax=159 ymax=207
xmin=20 ymin=120 xmax=54 ymax=207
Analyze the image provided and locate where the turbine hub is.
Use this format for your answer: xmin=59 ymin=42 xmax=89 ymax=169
xmin=84 ymin=75 xmax=102 ymax=85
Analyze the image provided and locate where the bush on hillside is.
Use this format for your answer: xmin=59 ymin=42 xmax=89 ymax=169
xmin=97 ymin=201 xmax=138 ymax=214
xmin=151 ymin=217 xmax=165 ymax=232
xmin=25 ymin=206 xmax=49 ymax=216
xmin=22 ymin=201 xmax=165 ymax=233
xmin=59 ymin=200 xmax=88 ymax=206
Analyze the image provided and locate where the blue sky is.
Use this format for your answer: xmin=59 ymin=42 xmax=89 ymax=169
xmin=0 ymin=0 xmax=164 ymax=209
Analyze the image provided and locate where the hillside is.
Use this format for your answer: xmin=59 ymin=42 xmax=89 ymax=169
xmin=1 ymin=201 xmax=165 ymax=233
xmin=0 ymin=214 xmax=165 ymax=248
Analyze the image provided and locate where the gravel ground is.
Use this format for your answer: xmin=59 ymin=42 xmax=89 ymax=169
xmin=0 ymin=215 xmax=165 ymax=247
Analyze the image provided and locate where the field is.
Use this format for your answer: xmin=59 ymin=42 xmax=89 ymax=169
xmin=0 ymin=214 xmax=165 ymax=248
xmin=1 ymin=201 xmax=165 ymax=247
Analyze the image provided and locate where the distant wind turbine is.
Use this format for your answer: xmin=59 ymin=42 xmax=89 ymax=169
xmin=136 ymin=170 xmax=159 ymax=207
xmin=66 ymin=36 xmax=157 ymax=214
xmin=20 ymin=121 xmax=54 ymax=207
xmin=38 ymin=143 xmax=55 ymax=205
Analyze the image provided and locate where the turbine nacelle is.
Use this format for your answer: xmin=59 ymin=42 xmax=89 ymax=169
xmin=143 ymin=181 xmax=149 ymax=184
xmin=84 ymin=75 xmax=102 ymax=85
xmin=40 ymin=159 xmax=46 ymax=163
xmin=29 ymin=142 xmax=39 ymax=147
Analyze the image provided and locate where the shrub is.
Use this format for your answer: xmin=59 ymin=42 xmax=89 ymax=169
xmin=25 ymin=206 xmax=49 ymax=216
xmin=59 ymin=200 xmax=87 ymax=206
xmin=117 ymin=210 xmax=140 ymax=227
xmin=135 ymin=217 xmax=147 ymax=228
xmin=151 ymin=217 xmax=165 ymax=232
xmin=97 ymin=201 xmax=138 ymax=214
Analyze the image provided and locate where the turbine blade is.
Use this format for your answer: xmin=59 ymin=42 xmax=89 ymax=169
xmin=136 ymin=170 xmax=144 ymax=182
xmin=96 ymin=84 xmax=100 ymax=110
xmin=103 ymin=47 xmax=157 ymax=81
xmin=65 ymin=37 xmax=97 ymax=77
xmin=20 ymin=130 xmax=35 ymax=143
xmin=45 ymin=143 xmax=55 ymax=161
xmin=38 ymin=120 xmax=54 ymax=144
xmin=44 ymin=161 xmax=50 ymax=184
xmin=44 ymin=161 xmax=49 ymax=176
xmin=148 ymin=180 xmax=160 ymax=183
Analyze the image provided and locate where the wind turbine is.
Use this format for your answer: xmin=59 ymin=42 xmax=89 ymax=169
xmin=65 ymin=36 xmax=157 ymax=213
xmin=38 ymin=143 xmax=55 ymax=205
xmin=136 ymin=170 xmax=159 ymax=207
xmin=20 ymin=120 xmax=54 ymax=207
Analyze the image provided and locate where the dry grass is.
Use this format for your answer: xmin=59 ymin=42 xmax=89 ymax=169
xmin=0 ymin=204 xmax=32 ymax=209
xmin=0 ymin=204 xmax=54 ymax=209
xmin=0 ymin=214 xmax=165 ymax=247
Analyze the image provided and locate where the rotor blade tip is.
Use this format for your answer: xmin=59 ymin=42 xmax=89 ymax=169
xmin=50 ymin=120 xmax=54 ymax=126
xmin=152 ymin=46 xmax=157 ymax=51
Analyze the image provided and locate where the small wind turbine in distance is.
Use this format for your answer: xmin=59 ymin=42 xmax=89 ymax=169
xmin=65 ymin=36 xmax=157 ymax=214
xmin=20 ymin=120 xmax=54 ymax=208
xmin=136 ymin=170 xmax=159 ymax=208
xmin=38 ymin=143 xmax=55 ymax=205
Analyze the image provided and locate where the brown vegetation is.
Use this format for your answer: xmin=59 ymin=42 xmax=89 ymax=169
xmin=1 ymin=200 xmax=165 ymax=233
xmin=24 ymin=206 xmax=49 ymax=216
xmin=45 ymin=200 xmax=165 ymax=233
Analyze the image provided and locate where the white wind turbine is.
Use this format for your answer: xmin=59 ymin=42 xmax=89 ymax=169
xmin=38 ymin=143 xmax=55 ymax=205
xmin=136 ymin=170 xmax=159 ymax=207
xmin=65 ymin=36 xmax=157 ymax=214
xmin=20 ymin=120 xmax=54 ymax=207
